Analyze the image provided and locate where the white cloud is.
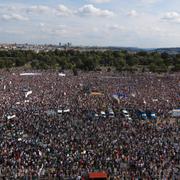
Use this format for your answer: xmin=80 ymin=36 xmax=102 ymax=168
xmin=40 ymin=24 xmax=81 ymax=37
xmin=127 ymin=10 xmax=138 ymax=17
xmin=106 ymin=24 xmax=125 ymax=31
xmin=41 ymin=24 xmax=65 ymax=34
xmin=51 ymin=27 xmax=69 ymax=36
xmin=140 ymin=0 xmax=161 ymax=4
xmin=1 ymin=14 xmax=28 ymax=21
xmin=0 ymin=28 xmax=24 ymax=35
xmin=4 ymin=30 xmax=25 ymax=35
xmin=56 ymin=4 xmax=73 ymax=16
xmin=92 ymin=27 xmax=99 ymax=32
xmin=162 ymin=11 xmax=180 ymax=23
xmin=88 ymin=0 xmax=112 ymax=3
xmin=77 ymin=4 xmax=114 ymax=17
xmin=0 ymin=4 xmax=114 ymax=19
xmin=27 ymin=5 xmax=50 ymax=14
xmin=0 ymin=5 xmax=24 ymax=13
xmin=39 ymin=23 xmax=45 ymax=27
xmin=163 ymin=12 xmax=179 ymax=19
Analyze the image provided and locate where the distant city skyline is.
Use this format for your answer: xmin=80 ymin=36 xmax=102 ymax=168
xmin=0 ymin=0 xmax=180 ymax=48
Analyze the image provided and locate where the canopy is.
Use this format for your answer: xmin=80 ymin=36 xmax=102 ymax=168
xmin=170 ymin=109 xmax=180 ymax=117
xmin=63 ymin=109 xmax=70 ymax=113
xmin=113 ymin=93 xmax=128 ymax=98
xmin=20 ymin=73 xmax=42 ymax=76
xmin=59 ymin=73 xmax=66 ymax=77
xmin=7 ymin=115 xmax=16 ymax=120
xmin=89 ymin=172 xmax=107 ymax=179
xmin=57 ymin=109 xmax=63 ymax=114
xmin=90 ymin=92 xmax=103 ymax=96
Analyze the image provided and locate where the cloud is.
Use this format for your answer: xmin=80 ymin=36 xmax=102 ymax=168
xmin=56 ymin=4 xmax=73 ymax=16
xmin=127 ymin=10 xmax=138 ymax=17
xmin=27 ymin=5 xmax=50 ymax=14
xmin=88 ymin=0 xmax=112 ymax=3
xmin=0 ymin=5 xmax=24 ymax=13
xmin=3 ymin=30 xmax=25 ymax=35
xmin=140 ymin=0 xmax=161 ymax=4
xmin=0 ymin=4 xmax=114 ymax=19
xmin=106 ymin=24 xmax=125 ymax=31
xmin=51 ymin=26 xmax=69 ymax=36
xmin=0 ymin=28 xmax=24 ymax=35
xmin=40 ymin=24 xmax=82 ymax=37
xmin=1 ymin=14 xmax=28 ymax=21
xmin=77 ymin=4 xmax=114 ymax=17
xmin=162 ymin=11 xmax=180 ymax=23
xmin=39 ymin=23 xmax=45 ymax=27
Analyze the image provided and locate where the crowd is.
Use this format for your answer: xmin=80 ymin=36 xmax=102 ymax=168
xmin=0 ymin=69 xmax=180 ymax=179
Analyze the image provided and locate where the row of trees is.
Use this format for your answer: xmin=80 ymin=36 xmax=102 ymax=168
xmin=0 ymin=49 xmax=180 ymax=72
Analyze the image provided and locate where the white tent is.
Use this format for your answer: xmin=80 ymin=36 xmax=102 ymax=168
xmin=170 ymin=109 xmax=180 ymax=117
xmin=100 ymin=111 xmax=106 ymax=118
xmin=7 ymin=114 xmax=16 ymax=120
xmin=20 ymin=73 xmax=42 ymax=76
xmin=59 ymin=73 xmax=66 ymax=77
xmin=63 ymin=109 xmax=70 ymax=113
xmin=57 ymin=109 xmax=63 ymax=114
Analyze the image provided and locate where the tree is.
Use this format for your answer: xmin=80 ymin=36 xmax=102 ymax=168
xmin=172 ymin=64 xmax=180 ymax=72
xmin=81 ymin=57 xmax=97 ymax=71
xmin=0 ymin=49 xmax=178 ymax=73
xmin=0 ymin=60 xmax=5 ymax=68
xmin=116 ymin=59 xmax=126 ymax=71
xmin=149 ymin=63 xmax=157 ymax=72
xmin=126 ymin=55 xmax=139 ymax=67
xmin=31 ymin=60 xmax=39 ymax=69
xmin=15 ymin=57 xmax=26 ymax=67
xmin=72 ymin=67 xmax=78 ymax=76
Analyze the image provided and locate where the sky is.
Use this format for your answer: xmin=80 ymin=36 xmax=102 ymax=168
xmin=0 ymin=0 xmax=180 ymax=48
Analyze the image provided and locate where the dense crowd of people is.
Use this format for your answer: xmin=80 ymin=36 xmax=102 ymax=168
xmin=0 ymin=69 xmax=180 ymax=179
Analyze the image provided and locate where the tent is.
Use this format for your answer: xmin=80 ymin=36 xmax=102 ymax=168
xmin=7 ymin=114 xmax=16 ymax=120
xmin=20 ymin=73 xmax=42 ymax=76
xmin=170 ymin=109 xmax=180 ymax=117
xmin=90 ymin=92 xmax=103 ymax=96
xmin=108 ymin=108 xmax=115 ymax=118
xmin=57 ymin=109 xmax=63 ymax=114
xmin=150 ymin=112 xmax=157 ymax=119
xmin=100 ymin=111 xmax=106 ymax=118
xmin=63 ymin=109 xmax=70 ymax=113
xmin=88 ymin=172 xmax=107 ymax=179
xmin=59 ymin=73 xmax=66 ymax=77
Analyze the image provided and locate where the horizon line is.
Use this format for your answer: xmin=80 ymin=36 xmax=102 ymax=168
xmin=1 ymin=42 xmax=180 ymax=50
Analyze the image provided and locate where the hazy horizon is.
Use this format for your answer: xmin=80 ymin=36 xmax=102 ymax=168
xmin=1 ymin=0 xmax=180 ymax=48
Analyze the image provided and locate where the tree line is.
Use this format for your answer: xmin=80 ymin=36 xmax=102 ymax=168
xmin=0 ymin=49 xmax=180 ymax=73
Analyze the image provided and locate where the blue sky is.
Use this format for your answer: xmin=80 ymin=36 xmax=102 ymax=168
xmin=0 ymin=0 xmax=180 ymax=48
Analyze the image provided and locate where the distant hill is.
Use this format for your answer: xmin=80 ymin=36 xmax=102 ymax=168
xmin=152 ymin=48 xmax=180 ymax=54
xmin=107 ymin=47 xmax=180 ymax=54
xmin=107 ymin=47 xmax=144 ymax=53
